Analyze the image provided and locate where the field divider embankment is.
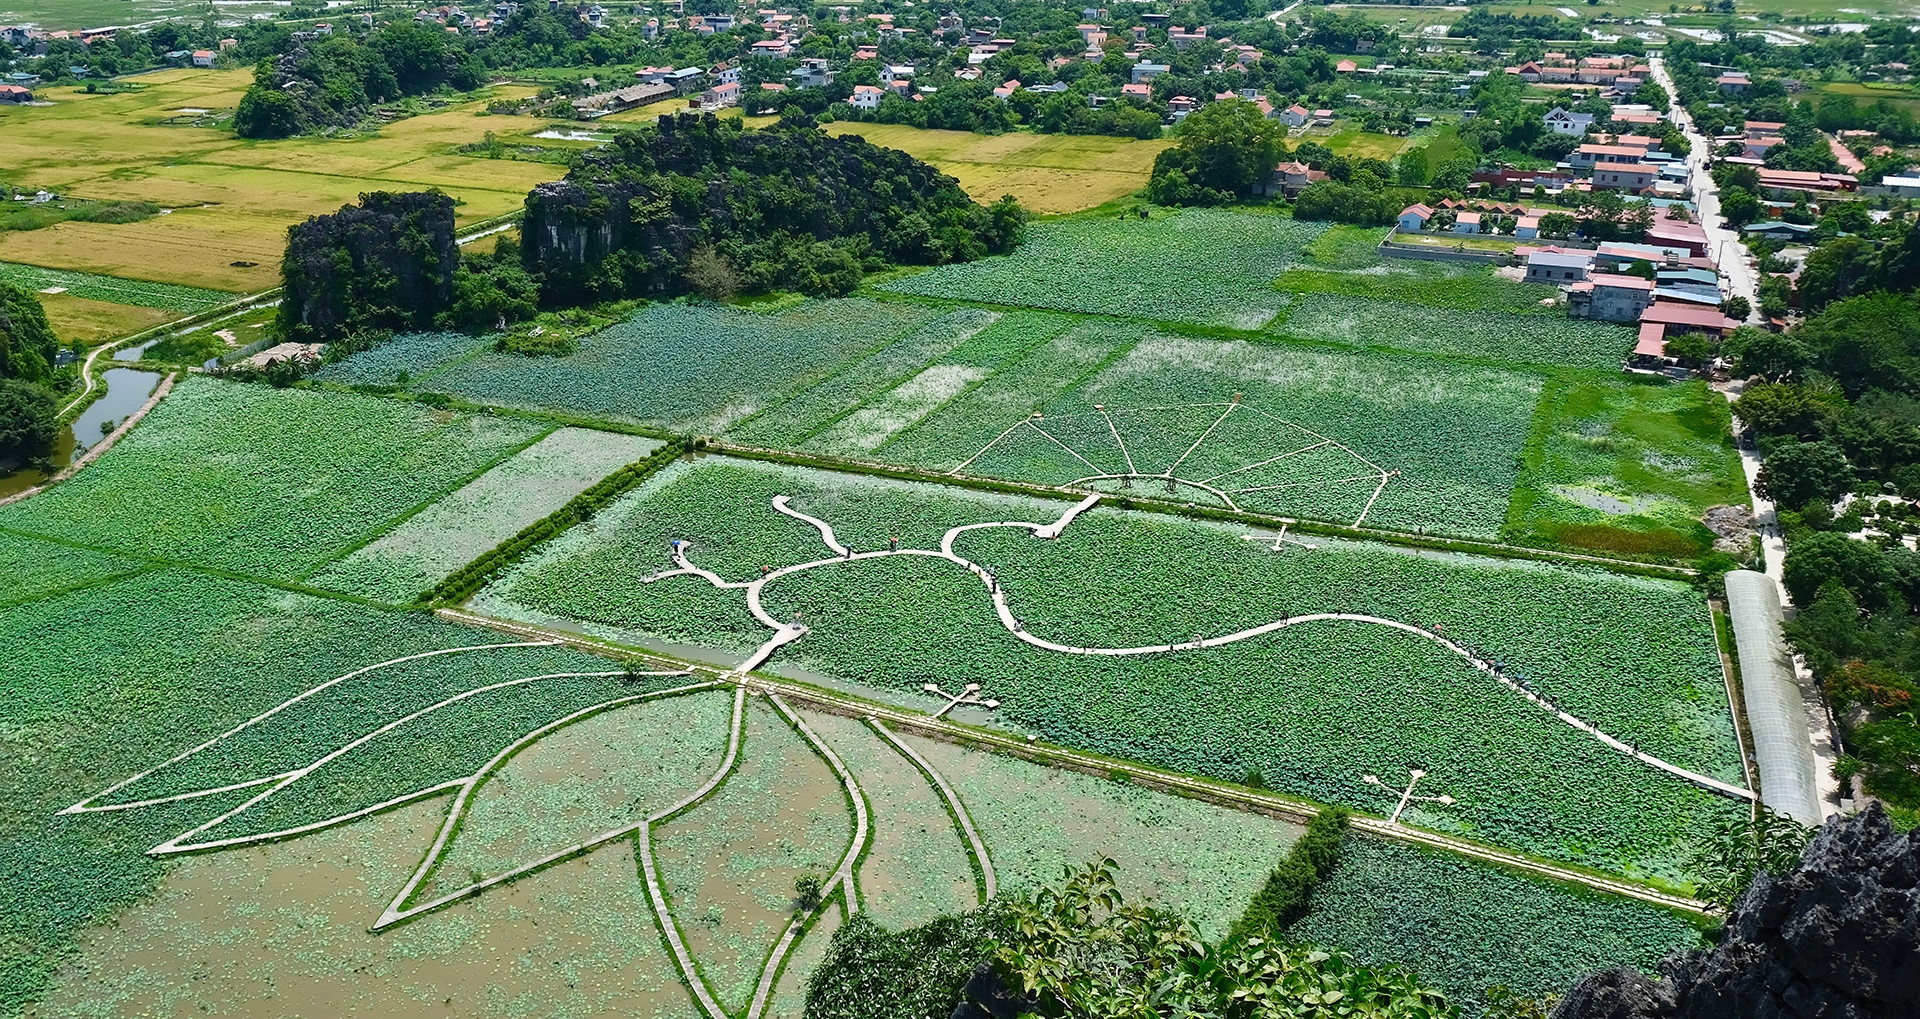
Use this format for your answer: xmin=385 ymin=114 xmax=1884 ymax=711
xmin=432 ymin=606 xmax=1717 ymax=917
xmin=703 ymin=439 xmax=1698 ymax=580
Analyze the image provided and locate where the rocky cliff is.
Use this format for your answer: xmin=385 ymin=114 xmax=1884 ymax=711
xmin=1553 ymin=804 xmax=1918 ymax=1019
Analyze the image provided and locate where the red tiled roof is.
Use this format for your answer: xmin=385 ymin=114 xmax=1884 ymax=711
xmin=1641 ymin=303 xmax=1735 ymax=331
xmin=1634 ymin=321 xmax=1668 ymax=357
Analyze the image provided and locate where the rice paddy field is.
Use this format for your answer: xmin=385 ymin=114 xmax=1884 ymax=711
xmin=822 ymin=123 xmax=1173 ymax=215
xmin=0 ymin=69 xmax=567 ymax=294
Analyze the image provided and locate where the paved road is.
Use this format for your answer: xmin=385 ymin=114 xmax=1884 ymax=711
xmin=1649 ymin=57 xmax=1761 ymax=321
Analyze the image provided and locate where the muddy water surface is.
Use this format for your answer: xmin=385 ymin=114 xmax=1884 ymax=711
xmin=27 ymin=798 xmax=701 ymax=1019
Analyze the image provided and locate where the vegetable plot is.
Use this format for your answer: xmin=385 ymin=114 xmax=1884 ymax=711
xmin=1277 ymin=294 xmax=1636 ymax=370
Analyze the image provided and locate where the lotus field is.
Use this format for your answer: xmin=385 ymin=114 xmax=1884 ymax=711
xmin=480 ymin=456 xmax=1748 ymax=883
xmin=879 ymin=208 xmax=1327 ymax=329
xmin=0 ymin=261 xmax=235 ymax=313
xmin=0 ymin=379 xmax=547 ymax=582
xmin=309 ymin=427 xmax=663 ymax=605
xmin=1291 ymin=838 xmax=1707 ymax=1009
xmin=389 ymin=300 xmax=937 ymax=434
xmin=1277 ymin=295 xmax=1637 ymax=370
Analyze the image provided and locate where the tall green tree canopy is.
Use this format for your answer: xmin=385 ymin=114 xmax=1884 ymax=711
xmin=0 ymin=280 xmax=58 ymax=385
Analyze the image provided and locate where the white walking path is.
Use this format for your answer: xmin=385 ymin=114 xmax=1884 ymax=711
xmin=372 ymin=679 xmax=715 ymax=931
xmin=746 ymin=694 xmax=873 ymax=1019
xmin=663 ymin=495 xmax=1755 ymax=804
xmin=63 ymin=641 xmax=562 ymax=816
xmin=946 ymin=401 xmax=1394 ymax=525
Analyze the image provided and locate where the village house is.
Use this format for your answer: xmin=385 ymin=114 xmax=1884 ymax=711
xmin=1569 ymin=273 xmax=1654 ymax=323
xmin=850 ymin=84 xmax=884 ymax=110
xmin=1453 ymin=212 xmax=1482 ymax=235
xmin=1592 ymin=162 xmax=1659 ymax=192
xmin=1525 ymin=250 xmax=1593 ymax=284
xmin=1397 ymin=203 xmax=1434 ymax=231
xmin=1544 ymin=107 xmax=1595 ymax=136
xmin=1279 ymin=103 xmax=1311 ymax=127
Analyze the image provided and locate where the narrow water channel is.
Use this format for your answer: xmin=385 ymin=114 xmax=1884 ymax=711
xmin=0 ymin=364 xmax=163 ymax=500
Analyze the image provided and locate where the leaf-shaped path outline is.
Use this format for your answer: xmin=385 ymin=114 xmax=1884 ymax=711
xmin=150 ymin=667 xmax=692 ymax=855
xmin=61 ymin=641 xmax=561 ymax=816
xmin=374 ymin=678 xmax=722 ymax=930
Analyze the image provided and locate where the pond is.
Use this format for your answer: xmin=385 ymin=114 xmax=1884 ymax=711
xmin=0 ymin=366 xmax=163 ymax=500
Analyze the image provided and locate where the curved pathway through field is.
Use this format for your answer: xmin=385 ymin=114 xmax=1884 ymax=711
xmin=663 ymin=495 xmax=1756 ymax=803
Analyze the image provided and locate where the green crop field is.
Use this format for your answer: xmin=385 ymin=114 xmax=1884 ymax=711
xmin=0 ymin=260 xmax=233 ymax=312
xmin=0 ymin=378 xmax=549 ymax=582
xmin=308 ymin=427 xmax=663 ymax=605
xmin=478 ymin=456 xmax=1748 ymax=884
xmin=880 ymin=207 xmax=1328 ymax=330
xmin=1292 ymin=838 xmax=1708 ymax=1010
xmin=1508 ymin=376 xmax=1750 ymax=558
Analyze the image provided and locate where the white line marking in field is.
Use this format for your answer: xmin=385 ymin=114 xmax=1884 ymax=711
xmin=63 ymin=642 xmax=560 ymax=815
xmin=1098 ymin=405 xmax=1136 ymax=475
xmin=1166 ymin=402 xmax=1237 ymax=475
xmin=372 ymin=680 xmax=717 ymax=931
xmin=665 ymin=496 xmax=1754 ymax=804
xmin=1196 ymin=440 xmax=1331 ymax=485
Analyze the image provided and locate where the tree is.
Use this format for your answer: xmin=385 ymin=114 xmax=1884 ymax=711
xmin=1396 ymin=145 xmax=1429 ymax=185
xmin=1757 ymin=440 xmax=1857 ymax=511
xmin=1665 ymin=331 xmax=1717 ymax=368
xmin=1782 ymin=530 xmax=1892 ymax=608
xmin=1690 ymin=807 xmax=1814 ymax=912
xmin=1796 ymin=236 xmax=1878 ymax=313
xmin=1792 ymin=292 xmax=1920 ymax=397
xmin=1153 ymin=99 xmax=1286 ymax=199
xmin=233 ymin=84 xmax=300 ymax=138
xmin=1724 ymin=328 xmax=1810 ymax=382
xmin=683 ymin=243 xmax=739 ymax=299
xmin=1538 ymin=211 xmax=1578 ymax=238
xmin=0 ymin=378 xmax=57 ymax=464
xmin=1721 ymin=295 xmax=1752 ymax=322
xmin=0 ymin=279 xmax=60 ymax=384
xmin=1719 ymin=185 xmax=1762 ymax=227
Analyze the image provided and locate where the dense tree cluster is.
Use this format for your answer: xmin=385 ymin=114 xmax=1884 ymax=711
xmin=0 ymin=280 xmax=59 ymax=386
xmin=1727 ymin=289 xmax=1920 ymax=812
xmin=0 ymin=281 xmax=63 ymax=465
xmin=279 ymin=191 xmax=460 ymax=343
xmin=520 ymin=113 xmax=1026 ymax=305
xmin=235 ymin=23 xmax=487 ymax=138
